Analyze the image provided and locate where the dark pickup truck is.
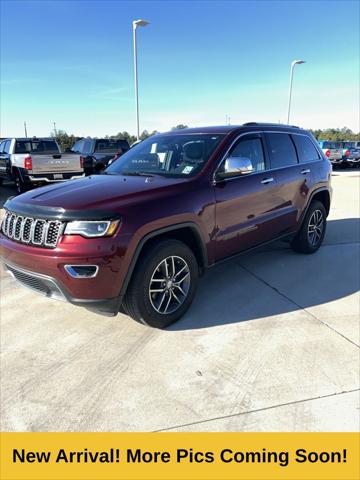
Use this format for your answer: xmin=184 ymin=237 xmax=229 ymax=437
xmin=70 ymin=138 xmax=130 ymax=176
xmin=0 ymin=123 xmax=332 ymax=328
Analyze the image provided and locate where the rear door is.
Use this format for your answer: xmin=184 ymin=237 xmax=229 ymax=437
xmin=213 ymin=133 xmax=286 ymax=260
xmin=264 ymin=132 xmax=313 ymax=232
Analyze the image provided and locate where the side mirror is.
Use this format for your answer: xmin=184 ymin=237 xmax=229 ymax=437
xmin=218 ymin=156 xmax=253 ymax=178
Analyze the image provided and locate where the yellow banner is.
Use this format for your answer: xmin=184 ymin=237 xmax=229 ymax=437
xmin=0 ymin=432 xmax=359 ymax=480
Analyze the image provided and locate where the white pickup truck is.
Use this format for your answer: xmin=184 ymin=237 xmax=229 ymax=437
xmin=0 ymin=137 xmax=84 ymax=194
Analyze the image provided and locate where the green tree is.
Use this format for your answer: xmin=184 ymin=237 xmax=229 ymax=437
xmin=309 ymin=127 xmax=360 ymax=141
xmin=113 ymin=131 xmax=137 ymax=145
xmin=171 ymin=124 xmax=188 ymax=130
xmin=50 ymin=129 xmax=79 ymax=151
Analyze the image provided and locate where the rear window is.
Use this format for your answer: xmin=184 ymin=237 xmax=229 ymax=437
xmin=15 ymin=140 xmax=59 ymax=154
xmin=94 ymin=139 xmax=129 ymax=153
xmin=266 ymin=133 xmax=298 ymax=168
xmin=292 ymin=135 xmax=320 ymax=163
xmin=321 ymin=141 xmax=341 ymax=149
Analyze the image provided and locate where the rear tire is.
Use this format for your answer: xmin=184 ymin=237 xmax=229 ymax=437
xmin=123 ymin=239 xmax=199 ymax=328
xmin=291 ymin=200 xmax=327 ymax=254
xmin=13 ymin=172 xmax=27 ymax=195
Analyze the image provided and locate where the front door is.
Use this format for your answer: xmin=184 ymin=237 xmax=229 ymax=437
xmin=213 ymin=133 xmax=285 ymax=261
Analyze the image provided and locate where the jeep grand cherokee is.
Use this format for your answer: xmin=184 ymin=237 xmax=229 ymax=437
xmin=0 ymin=123 xmax=332 ymax=328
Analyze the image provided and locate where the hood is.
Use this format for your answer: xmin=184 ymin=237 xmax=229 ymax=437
xmin=5 ymin=174 xmax=189 ymax=221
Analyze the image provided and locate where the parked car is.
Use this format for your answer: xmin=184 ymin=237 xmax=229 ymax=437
xmin=0 ymin=123 xmax=332 ymax=328
xmin=0 ymin=137 xmax=84 ymax=194
xmin=318 ymin=140 xmax=343 ymax=166
xmin=70 ymin=138 xmax=130 ymax=176
xmin=339 ymin=141 xmax=360 ymax=167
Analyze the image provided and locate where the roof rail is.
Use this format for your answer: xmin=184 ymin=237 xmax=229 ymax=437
xmin=243 ymin=122 xmax=300 ymax=128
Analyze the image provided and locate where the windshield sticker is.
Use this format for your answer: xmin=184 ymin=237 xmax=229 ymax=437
xmin=182 ymin=166 xmax=194 ymax=174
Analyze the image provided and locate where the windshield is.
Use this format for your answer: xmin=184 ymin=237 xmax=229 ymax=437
xmin=342 ymin=142 xmax=354 ymax=148
xmin=105 ymin=133 xmax=225 ymax=177
xmin=15 ymin=140 xmax=58 ymax=154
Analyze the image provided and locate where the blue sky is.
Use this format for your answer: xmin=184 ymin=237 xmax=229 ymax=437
xmin=1 ymin=0 xmax=359 ymax=137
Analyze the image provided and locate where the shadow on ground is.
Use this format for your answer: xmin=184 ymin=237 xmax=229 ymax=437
xmin=170 ymin=217 xmax=360 ymax=331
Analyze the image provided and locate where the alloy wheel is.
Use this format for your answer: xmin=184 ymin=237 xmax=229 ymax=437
xmin=308 ymin=209 xmax=324 ymax=246
xmin=149 ymin=256 xmax=190 ymax=315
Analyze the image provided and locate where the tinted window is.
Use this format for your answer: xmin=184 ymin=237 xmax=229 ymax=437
xmin=15 ymin=140 xmax=58 ymax=154
xmin=292 ymin=135 xmax=320 ymax=163
xmin=95 ymin=139 xmax=129 ymax=153
xmin=266 ymin=133 xmax=298 ymax=168
xmin=83 ymin=140 xmax=92 ymax=153
xmin=3 ymin=140 xmax=11 ymax=154
xmin=106 ymin=134 xmax=225 ymax=177
xmin=72 ymin=140 xmax=85 ymax=153
xmin=320 ymin=141 xmax=341 ymax=149
xmin=0 ymin=141 xmax=4 ymax=154
xmin=228 ymin=137 xmax=266 ymax=172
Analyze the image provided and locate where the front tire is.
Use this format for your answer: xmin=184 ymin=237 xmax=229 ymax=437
xmin=123 ymin=239 xmax=199 ymax=328
xmin=291 ymin=200 xmax=327 ymax=254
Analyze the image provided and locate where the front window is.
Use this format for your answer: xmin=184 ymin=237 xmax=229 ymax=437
xmin=105 ymin=133 xmax=225 ymax=177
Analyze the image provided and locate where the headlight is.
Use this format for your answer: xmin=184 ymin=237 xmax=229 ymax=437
xmin=64 ymin=220 xmax=120 ymax=238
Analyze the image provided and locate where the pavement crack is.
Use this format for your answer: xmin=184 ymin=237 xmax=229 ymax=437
xmin=236 ymin=262 xmax=359 ymax=349
xmin=154 ymin=388 xmax=359 ymax=432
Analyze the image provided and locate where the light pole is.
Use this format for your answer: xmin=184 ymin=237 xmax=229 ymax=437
xmin=132 ymin=19 xmax=149 ymax=140
xmin=287 ymin=59 xmax=306 ymax=124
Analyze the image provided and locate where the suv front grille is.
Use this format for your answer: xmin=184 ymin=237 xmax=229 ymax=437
xmin=1 ymin=210 xmax=64 ymax=248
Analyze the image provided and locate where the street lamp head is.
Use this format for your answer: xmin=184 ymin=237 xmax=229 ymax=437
xmin=133 ymin=19 xmax=150 ymax=28
xmin=292 ymin=59 xmax=306 ymax=66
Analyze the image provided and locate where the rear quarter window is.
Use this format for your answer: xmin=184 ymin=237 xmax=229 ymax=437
xmin=292 ymin=135 xmax=320 ymax=163
xmin=266 ymin=133 xmax=298 ymax=169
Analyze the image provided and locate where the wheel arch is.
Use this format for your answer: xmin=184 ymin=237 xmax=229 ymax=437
xmin=310 ymin=189 xmax=331 ymax=216
xmin=119 ymin=222 xmax=208 ymax=298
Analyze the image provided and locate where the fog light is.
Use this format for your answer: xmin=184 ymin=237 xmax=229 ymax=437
xmin=64 ymin=265 xmax=98 ymax=278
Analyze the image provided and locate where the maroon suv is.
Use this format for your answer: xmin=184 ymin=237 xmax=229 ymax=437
xmin=0 ymin=123 xmax=332 ymax=328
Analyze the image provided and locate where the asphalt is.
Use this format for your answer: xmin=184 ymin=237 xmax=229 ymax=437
xmin=0 ymin=171 xmax=359 ymax=432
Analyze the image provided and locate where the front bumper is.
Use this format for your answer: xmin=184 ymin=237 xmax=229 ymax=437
xmin=2 ymin=259 xmax=123 ymax=316
xmin=0 ymin=231 xmax=131 ymax=316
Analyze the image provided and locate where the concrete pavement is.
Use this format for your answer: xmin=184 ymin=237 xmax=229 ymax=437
xmin=0 ymin=172 xmax=359 ymax=432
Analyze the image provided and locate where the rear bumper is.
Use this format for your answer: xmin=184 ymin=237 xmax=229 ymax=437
xmin=27 ymin=173 xmax=85 ymax=183
xmin=2 ymin=261 xmax=122 ymax=315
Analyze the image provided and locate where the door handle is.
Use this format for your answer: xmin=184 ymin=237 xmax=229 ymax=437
xmin=300 ymin=169 xmax=311 ymax=174
xmin=261 ymin=177 xmax=274 ymax=184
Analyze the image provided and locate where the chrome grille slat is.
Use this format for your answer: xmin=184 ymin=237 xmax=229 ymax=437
xmin=1 ymin=210 xmax=63 ymax=248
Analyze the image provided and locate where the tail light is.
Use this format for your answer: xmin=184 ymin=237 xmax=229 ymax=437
xmin=345 ymin=150 xmax=350 ymax=157
xmin=325 ymin=150 xmax=331 ymax=158
xmin=24 ymin=156 xmax=32 ymax=170
xmin=80 ymin=156 xmax=84 ymax=168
